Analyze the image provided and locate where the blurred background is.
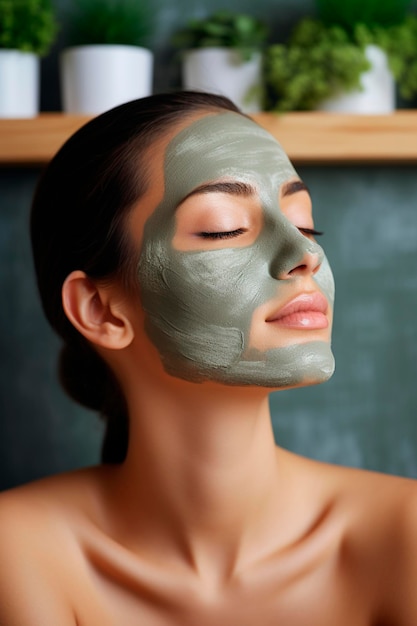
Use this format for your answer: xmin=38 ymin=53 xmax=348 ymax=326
xmin=1 ymin=0 xmax=417 ymax=489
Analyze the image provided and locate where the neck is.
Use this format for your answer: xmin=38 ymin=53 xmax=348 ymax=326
xmin=110 ymin=374 xmax=282 ymax=581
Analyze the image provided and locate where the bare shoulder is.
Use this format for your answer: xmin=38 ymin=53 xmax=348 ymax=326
xmin=356 ymin=468 xmax=417 ymax=626
xmin=333 ymin=461 xmax=417 ymax=533
xmin=0 ymin=468 xmax=103 ymax=625
xmin=337 ymin=461 xmax=417 ymax=509
xmin=0 ymin=466 xmax=103 ymax=534
xmin=371 ymin=470 xmax=417 ymax=625
xmin=290 ymin=449 xmax=417 ymax=515
xmin=312 ymin=458 xmax=417 ymax=625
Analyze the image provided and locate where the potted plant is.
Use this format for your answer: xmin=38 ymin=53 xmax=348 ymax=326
xmin=263 ymin=0 xmax=413 ymax=113
xmin=60 ymin=0 xmax=154 ymax=115
xmin=377 ymin=14 xmax=417 ymax=107
xmin=173 ymin=10 xmax=268 ymax=113
xmin=0 ymin=0 xmax=58 ymax=117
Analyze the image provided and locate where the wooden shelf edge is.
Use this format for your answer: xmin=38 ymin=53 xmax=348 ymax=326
xmin=1 ymin=111 xmax=417 ymax=166
xmin=255 ymin=111 xmax=417 ymax=165
xmin=0 ymin=114 xmax=92 ymax=167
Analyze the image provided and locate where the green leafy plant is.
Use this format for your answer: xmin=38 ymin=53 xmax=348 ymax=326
xmin=263 ymin=18 xmax=371 ymax=111
xmin=376 ymin=15 xmax=417 ymax=102
xmin=322 ymin=0 xmax=417 ymax=104
xmin=263 ymin=0 xmax=417 ymax=112
xmin=316 ymin=0 xmax=410 ymax=33
xmin=0 ymin=0 xmax=58 ymax=56
xmin=66 ymin=0 xmax=154 ymax=47
xmin=173 ymin=10 xmax=268 ymax=61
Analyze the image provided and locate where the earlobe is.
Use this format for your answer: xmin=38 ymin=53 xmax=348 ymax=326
xmin=62 ymin=270 xmax=134 ymax=349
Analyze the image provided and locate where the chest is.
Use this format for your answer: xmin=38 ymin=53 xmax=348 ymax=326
xmin=72 ymin=548 xmax=374 ymax=626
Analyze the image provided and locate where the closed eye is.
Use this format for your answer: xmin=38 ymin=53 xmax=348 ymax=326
xmin=199 ymin=228 xmax=247 ymax=240
xmin=299 ymin=227 xmax=323 ymax=237
xmin=198 ymin=227 xmax=321 ymax=240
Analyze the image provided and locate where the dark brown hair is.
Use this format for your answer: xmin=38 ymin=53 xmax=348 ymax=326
xmin=30 ymin=91 xmax=241 ymax=464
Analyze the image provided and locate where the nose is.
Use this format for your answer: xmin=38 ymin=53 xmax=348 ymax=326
xmin=270 ymin=228 xmax=324 ymax=280
xmin=279 ymin=246 xmax=322 ymax=279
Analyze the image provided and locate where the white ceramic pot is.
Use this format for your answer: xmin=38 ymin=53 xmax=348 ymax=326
xmin=182 ymin=47 xmax=262 ymax=113
xmin=317 ymin=45 xmax=395 ymax=114
xmin=0 ymin=50 xmax=39 ymax=118
xmin=60 ymin=44 xmax=154 ymax=115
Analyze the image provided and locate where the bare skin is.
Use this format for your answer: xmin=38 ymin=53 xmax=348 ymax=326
xmin=1 ymin=453 xmax=417 ymax=625
xmin=1 ymin=112 xmax=416 ymax=625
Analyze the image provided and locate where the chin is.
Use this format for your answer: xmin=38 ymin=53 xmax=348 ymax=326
xmin=163 ymin=341 xmax=335 ymax=389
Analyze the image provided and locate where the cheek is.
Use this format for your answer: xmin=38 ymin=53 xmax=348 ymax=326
xmin=315 ymin=255 xmax=335 ymax=305
xmin=142 ymin=240 xmax=277 ymax=336
xmin=165 ymin=248 xmax=263 ymax=322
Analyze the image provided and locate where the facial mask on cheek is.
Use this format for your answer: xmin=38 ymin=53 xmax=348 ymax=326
xmin=138 ymin=113 xmax=335 ymax=387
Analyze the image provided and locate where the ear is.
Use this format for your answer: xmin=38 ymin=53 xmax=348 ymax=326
xmin=62 ymin=270 xmax=134 ymax=350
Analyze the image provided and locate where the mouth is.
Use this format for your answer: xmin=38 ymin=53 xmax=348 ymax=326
xmin=266 ymin=292 xmax=329 ymax=330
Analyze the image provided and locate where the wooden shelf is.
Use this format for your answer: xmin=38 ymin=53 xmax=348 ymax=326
xmin=0 ymin=114 xmax=91 ymax=166
xmin=1 ymin=111 xmax=417 ymax=166
xmin=255 ymin=111 xmax=417 ymax=165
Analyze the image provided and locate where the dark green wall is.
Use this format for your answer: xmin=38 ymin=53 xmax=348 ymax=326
xmin=1 ymin=0 xmax=417 ymax=489
xmin=271 ymin=165 xmax=417 ymax=478
xmin=0 ymin=171 xmax=103 ymax=490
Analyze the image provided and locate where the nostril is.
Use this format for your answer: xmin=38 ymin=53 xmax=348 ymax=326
xmin=284 ymin=250 xmax=322 ymax=278
xmin=288 ymin=264 xmax=307 ymax=276
xmin=272 ymin=234 xmax=324 ymax=280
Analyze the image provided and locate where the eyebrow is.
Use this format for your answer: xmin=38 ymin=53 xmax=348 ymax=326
xmin=281 ymin=180 xmax=310 ymax=197
xmin=177 ymin=178 xmax=309 ymax=208
xmin=178 ymin=180 xmax=256 ymax=206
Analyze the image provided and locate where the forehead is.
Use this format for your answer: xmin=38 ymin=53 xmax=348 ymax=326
xmin=163 ymin=112 xmax=297 ymax=206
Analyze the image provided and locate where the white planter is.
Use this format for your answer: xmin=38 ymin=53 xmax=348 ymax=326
xmin=182 ymin=47 xmax=262 ymax=113
xmin=317 ymin=45 xmax=395 ymax=114
xmin=0 ymin=50 xmax=39 ymax=118
xmin=60 ymin=44 xmax=153 ymax=115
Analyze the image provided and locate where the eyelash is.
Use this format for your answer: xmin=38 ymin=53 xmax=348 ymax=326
xmin=299 ymin=228 xmax=323 ymax=237
xmin=199 ymin=228 xmax=246 ymax=240
xmin=199 ymin=227 xmax=323 ymax=240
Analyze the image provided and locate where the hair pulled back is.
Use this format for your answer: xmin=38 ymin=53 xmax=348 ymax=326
xmin=30 ymin=91 xmax=241 ymax=464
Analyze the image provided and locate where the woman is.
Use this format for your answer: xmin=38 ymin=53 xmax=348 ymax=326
xmin=0 ymin=91 xmax=416 ymax=625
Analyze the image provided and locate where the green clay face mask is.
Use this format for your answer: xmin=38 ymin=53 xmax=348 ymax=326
xmin=138 ymin=112 xmax=335 ymax=387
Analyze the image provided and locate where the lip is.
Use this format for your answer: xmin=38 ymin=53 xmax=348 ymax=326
xmin=266 ymin=292 xmax=329 ymax=330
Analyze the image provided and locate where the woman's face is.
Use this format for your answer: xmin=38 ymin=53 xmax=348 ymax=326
xmin=133 ymin=111 xmax=335 ymax=388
